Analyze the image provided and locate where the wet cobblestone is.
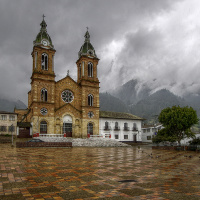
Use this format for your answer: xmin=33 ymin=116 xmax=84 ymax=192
xmin=0 ymin=144 xmax=200 ymax=199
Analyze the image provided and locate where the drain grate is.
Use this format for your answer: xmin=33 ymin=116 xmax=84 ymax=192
xmin=118 ymin=180 xmax=137 ymax=183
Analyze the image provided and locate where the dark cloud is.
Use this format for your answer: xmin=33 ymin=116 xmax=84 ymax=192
xmin=0 ymin=0 xmax=198 ymax=104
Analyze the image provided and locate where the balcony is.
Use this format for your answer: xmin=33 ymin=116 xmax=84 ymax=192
xmin=123 ymin=127 xmax=130 ymax=131
xmin=114 ymin=126 xmax=120 ymax=131
xmin=132 ymin=128 xmax=138 ymax=132
xmin=104 ymin=126 xmax=111 ymax=131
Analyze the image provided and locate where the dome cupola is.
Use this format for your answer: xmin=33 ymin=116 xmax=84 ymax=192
xmin=33 ymin=15 xmax=54 ymax=49
xmin=78 ymin=28 xmax=97 ymax=58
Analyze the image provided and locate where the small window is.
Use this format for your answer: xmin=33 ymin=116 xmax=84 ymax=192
xmin=79 ymin=63 xmax=81 ymax=78
xmin=124 ymin=135 xmax=128 ymax=139
xmin=41 ymin=88 xmax=47 ymax=102
xmin=115 ymin=135 xmax=119 ymax=139
xmin=143 ymin=129 xmax=146 ymax=133
xmin=88 ymin=62 xmax=93 ymax=77
xmin=9 ymin=115 xmax=15 ymax=121
xmin=41 ymin=53 xmax=48 ymax=70
xmin=147 ymin=128 xmax=150 ymax=132
xmin=88 ymin=94 xmax=93 ymax=106
xmin=147 ymin=136 xmax=152 ymax=140
xmin=0 ymin=126 xmax=7 ymax=132
xmin=1 ymin=115 xmax=7 ymax=120
xmin=152 ymin=128 xmax=157 ymax=132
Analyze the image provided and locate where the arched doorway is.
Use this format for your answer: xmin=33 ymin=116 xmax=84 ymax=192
xmin=87 ymin=123 xmax=93 ymax=135
xmin=40 ymin=121 xmax=47 ymax=134
xmin=63 ymin=115 xmax=72 ymax=137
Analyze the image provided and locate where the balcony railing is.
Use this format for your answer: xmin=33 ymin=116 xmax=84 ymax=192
xmin=123 ymin=127 xmax=130 ymax=131
xmin=104 ymin=126 xmax=111 ymax=131
xmin=114 ymin=126 xmax=120 ymax=131
xmin=132 ymin=128 xmax=138 ymax=131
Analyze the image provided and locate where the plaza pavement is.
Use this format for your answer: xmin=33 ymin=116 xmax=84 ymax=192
xmin=0 ymin=142 xmax=200 ymax=200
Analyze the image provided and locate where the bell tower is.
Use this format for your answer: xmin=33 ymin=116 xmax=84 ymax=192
xmin=31 ymin=15 xmax=56 ymax=80
xmin=28 ymin=16 xmax=56 ymax=134
xmin=76 ymin=28 xmax=100 ymax=136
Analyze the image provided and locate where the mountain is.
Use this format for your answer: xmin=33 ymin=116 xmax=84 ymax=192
xmin=99 ymin=93 xmax=129 ymax=113
xmin=0 ymin=99 xmax=27 ymax=112
xmin=184 ymin=94 xmax=200 ymax=117
xmin=111 ymin=79 xmax=150 ymax=105
xmin=130 ymin=89 xmax=187 ymax=119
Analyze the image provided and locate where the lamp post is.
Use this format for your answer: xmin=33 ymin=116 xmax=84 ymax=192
xmin=11 ymin=124 xmax=14 ymax=147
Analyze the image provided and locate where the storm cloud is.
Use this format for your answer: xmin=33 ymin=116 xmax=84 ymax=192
xmin=0 ymin=0 xmax=199 ymax=104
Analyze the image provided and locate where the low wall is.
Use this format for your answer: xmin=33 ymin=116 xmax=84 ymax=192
xmin=0 ymin=139 xmax=11 ymax=143
xmin=152 ymin=146 xmax=188 ymax=151
xmin=16 ymin=142 xmax=72 ymax=148
xmin=0 ymin=136 xmax=12 ymax=143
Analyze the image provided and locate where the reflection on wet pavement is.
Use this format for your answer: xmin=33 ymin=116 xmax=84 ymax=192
xmin=0 ymin=144 xmax=200 ymax=199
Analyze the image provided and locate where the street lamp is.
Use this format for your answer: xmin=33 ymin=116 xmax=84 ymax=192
xmin=11 ymin=124 xmax=14 ymax=147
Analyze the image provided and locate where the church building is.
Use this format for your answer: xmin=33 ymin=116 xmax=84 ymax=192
xmin=15 ymin=17 xmax=143 ymax=142
xmin=15 ymin=17 xmax=100 ymax=138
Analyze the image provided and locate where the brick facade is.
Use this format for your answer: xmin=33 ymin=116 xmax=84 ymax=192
xmin=15 ymin=19 xmax=100 ymax=138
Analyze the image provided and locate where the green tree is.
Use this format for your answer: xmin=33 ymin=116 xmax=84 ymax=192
xmin=156 ymin=106 xmax=198 ymax=145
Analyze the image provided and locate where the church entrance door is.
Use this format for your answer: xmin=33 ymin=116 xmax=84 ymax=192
xmin=63 ymin=115 xmax=73 ymax=137
xmin=63 ymin=123 xmax=72 ymax=137
xmin=40 ymin=121 xmax=47 ymax=134
xmin=133 ymin=134 xmax=137 ymax=142
xmin=87 ymin=123 xmax=93 ymax=135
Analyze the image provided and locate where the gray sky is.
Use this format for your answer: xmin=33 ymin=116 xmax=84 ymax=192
xmin=0 ymin=0 xmax=200 ymax=104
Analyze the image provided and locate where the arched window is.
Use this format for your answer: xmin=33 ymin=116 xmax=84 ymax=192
xmin=87 ymin=123 xmax=93 ymax=135
xmin=40 ymin=121 xmax=47 ymax=134
xmin=115 ymin=122 xmax=119 ymax=130
xmin=79 ymin=63 xmax=81 ymax=78
xmin=88 ymin=94 xmax=93 ymax=106
xmin=133 ymin=123 xmax=137 ymax=131
xmin=104 ymin=121 xmax=110 ymax=130
xmin=88 ymin=62 xmax=93 ymax=77
xmin=41 ymin=88 xmax=47 ymax=102
xmin=124 ymin=123 xmax=129 ymax=131
xmin=41 ymin=53 xmax=48 ymax=70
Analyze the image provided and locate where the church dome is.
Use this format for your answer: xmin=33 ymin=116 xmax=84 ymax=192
xmin=33 ymin=16 xmax=54 ymax=49
xmin=78 ymin=29 xmax=97 ymax=58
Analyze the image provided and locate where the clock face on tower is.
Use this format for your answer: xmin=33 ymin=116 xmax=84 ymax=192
xmin=61 ymin=90 xmax=74 ymax=103
xmin=42 ymin=40 xmax=48 ymax=46
xmin=88 ymin=111 xmax=94 ymax=118
xmin=40 ymin=107 xmax=48 ymax=115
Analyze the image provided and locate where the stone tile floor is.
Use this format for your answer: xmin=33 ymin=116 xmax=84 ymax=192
xmin=0 ymin=144 xmax=200 ymax=200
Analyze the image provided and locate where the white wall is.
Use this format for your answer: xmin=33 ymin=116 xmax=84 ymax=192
xmin=141 ymin=125 xmax=163 ymax=143
xmin=142 ymin=125 xmax=200 ymax=144
xmin=99 ymin=118 xmax=142 ymax=142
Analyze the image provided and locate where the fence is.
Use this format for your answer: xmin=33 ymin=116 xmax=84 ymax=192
xmin=39 ymin=134 xmax=64 ymax=138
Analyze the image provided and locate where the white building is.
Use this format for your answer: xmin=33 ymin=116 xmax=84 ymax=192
xmin=0 ymin=111 xmax=17 ymax=136
xmin=141 ymin=124 xmax=163 ymax=143
xmin=99 ymin=111 xmax=143 ymax=142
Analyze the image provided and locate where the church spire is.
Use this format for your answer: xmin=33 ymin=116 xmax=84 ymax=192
xmin=78 ymin=28 xmax=98 ymax=59
xmin=40 ymin=14 xmax=47 ymax=31
xmin=84 ymin=27 xmax=90 ymax=43
xmin=33 ymin=15 xmax=54 ymax=49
